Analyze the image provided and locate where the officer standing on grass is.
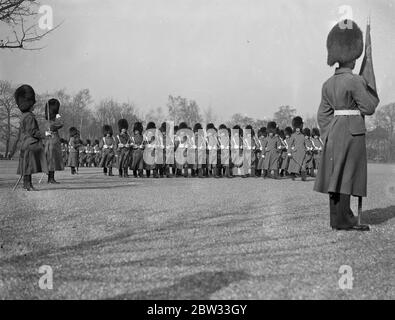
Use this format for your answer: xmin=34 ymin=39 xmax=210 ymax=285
xmin=313 ymin=20 xmax=380 ymax=231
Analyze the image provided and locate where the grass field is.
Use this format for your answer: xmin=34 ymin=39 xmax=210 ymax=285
xmin=0 ymin=160 xmax=394 ymax=299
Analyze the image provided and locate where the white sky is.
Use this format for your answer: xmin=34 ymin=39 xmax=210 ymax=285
xmin=1 ymin=0 xmax=394 ymax=122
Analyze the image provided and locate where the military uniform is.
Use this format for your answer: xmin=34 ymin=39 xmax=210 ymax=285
xmin=130 ymin=122 xmax=145 ymax=177
xmin=12 ymin=85 xmax=47 ymax=191
xmin=43 ymin=99 xmax=64 ymax=184
xmin=287 ymin=117 xmax=307 ymax=180
xmin=218 ymin=125 xmax=231 ymax=178
xmin=67 ymin=128 xmax=81 ymax=174
xmin=311 ymin=128 xmax=323 ymax=172
xmin=99 ymin=125 xmax=116 ymax=176
xmin=116 ymin=119 xmax=131 ymax=177
xmin=262 ymin=122 xmax=281 ymax=179
xmin=313 ymin=20 xmax=379 ymax=231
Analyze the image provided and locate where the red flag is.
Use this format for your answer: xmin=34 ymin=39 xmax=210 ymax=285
xmin=360 ymin=18 xmax=379 ymax=98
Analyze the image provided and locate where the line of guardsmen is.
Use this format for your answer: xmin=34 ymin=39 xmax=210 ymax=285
xmin=60 ymin=116 xmax=324 ymax=180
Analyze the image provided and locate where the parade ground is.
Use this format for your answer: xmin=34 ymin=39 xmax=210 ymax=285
xmin=0 ymin=160 xmax=394 ymax=300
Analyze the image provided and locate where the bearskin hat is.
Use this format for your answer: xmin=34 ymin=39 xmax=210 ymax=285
xmin=118 ymin=118 xmax=129 ymax=131
xmin=267 ymin=121 xmax=277 ymax=134
xmin=219 ymin=124 xmax=227 ymax=130
xmin=133 ymin=122 xmax=143 ymax=134
xmin=279 ymin=129 xmax=285 ymax=140
xmin=232 ymin=125 xmax=242 ymax=137
xmin=102 ymin=125 xmax=113 ymax=136
xmin=14 ymin=84 xmax=36 ymax=113
xmin=284 ymin=126 xmax=293 ymax=137
xmin=69 ymin=127 xmax=78 ymax=138
xmin=206 ymin=123 xmax=215 ymax=130
xmin=178 ymin=122 xmax=188 ymax=130
xmin=193 ymin=123 xmax=203 ymax=133
xmin=86 ymin=139 xmax=91 ymax=145
xmin=245 ymin=124 xmax=255 ymax=136
xmin=94 ymin=139 xmax=99 ymax=145
xmin=304 ymin=128 xmax=311 ymax=137
xmin=146 ymin=121 xmax=156 ymax=130
xmin=44 ymin=98 xmax=60 ymax=121
xmin=292 ymin=116 xmax=304 ymax=130
xmin=174 ymin=125 xmax=179 ymax=133
xmin=312 ymin=127 xmax=321 ymax=137
xmin=327 ymin=20 xmax=363 ymax=67
xmin=159 ymin=122 xmax=167 ymax=133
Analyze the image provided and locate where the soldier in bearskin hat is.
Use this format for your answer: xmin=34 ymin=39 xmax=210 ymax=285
xmin=159 ymin=122 xmax=174 ymax=178
xmin=116 ymin=119 xmax=131 ymax=178
xmin=44 ymin=98 xmax=64 ymax=183
xmin=218 ymin=124 xmax=231 ymax=178
xmin=242 ymin=125 xmax=256 ymax=178
xmin=79 ymin=140 xmax=87 ymax=168
xmin=311 ymin=128 xmax=323 ymax=173
xmin=287 ymin=116 xmax=306 ymax=180
xmin=99 ymin=125 xmax=116 ymax=176
xmin=255 ymin=127 xmax=266 ymax=177
xmin=144 ymin=122 xmax=158 ymax=178
xmin=302 ymin=128 xmax=314 ymax=178
xmin=261 ymin=121 xmax=281 ymax=179
xmin=10 ymin=85 xmax=47 ymax=190
xmin=130 ymin=122 xmax=144 ymax=178
xmin=280 ymin=126 xmax=293 ymax=176
xmin=85 ymin=139 xmax=95 ymax=167
xmin=67 ymin=127 xmax=81 ymax=175
xmin=206 ymin=123 xmax=219 ymax=178
xmin=277 ymin=128 xmax=288 ymax=177
xmin=314 ymin=20 xmax=379 ymax=231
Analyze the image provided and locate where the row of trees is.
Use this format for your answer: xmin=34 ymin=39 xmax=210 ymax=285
xmin=1 ymin=80 xmax=394 ymax=161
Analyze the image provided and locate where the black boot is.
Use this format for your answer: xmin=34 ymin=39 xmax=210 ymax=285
xmin=301 ymin=170 xmax=307 ymax=181
xmin=262 ymin=170 xmax=268 ymax=179
xmin=48 ymin=171 xmax=59 ymax=184
xmin=71 ymin=167 xmax=76 ymax=175
xmin=133 ymin=170 xmax=138 ymax=178
xmin=23 ymin=175 xmax=30 ymax=191
xmin=28 ymin=175 xmax=38 ymax=191
xmin=138 ymin=169 xmax=144 ymax=178
xmin=119 ymin=168 xmax=123 ymax=177
xmin=184 ymin=168 xmax=189 ymax=178
xmin=146 ymin=170 xmax=151 ymax=178
xmin=153 ymin=169 xmax=159 ymax=178
xmin=108 ymin=167 xmax=114 ymax=176
xmin=198 ymin=168 xmax=204 ymax=178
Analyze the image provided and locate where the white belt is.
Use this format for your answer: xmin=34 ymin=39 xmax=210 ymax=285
xmin=334 ymin=110 xmax=361 ymax=116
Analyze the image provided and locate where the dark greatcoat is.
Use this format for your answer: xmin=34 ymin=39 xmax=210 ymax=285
xmin=16 ymin=112 xmax=48 ymax=175
xmin=314 ymin=68 xmax=379 ymax=197
xmin=262 ymin=135 xmax=281 ymax=170
xmin=44 ymin=118 xmax=64 ymax=171
xmin=287 ymin=131 xmax=306 ymax=174
xmin=67 ymin=136 xmax=81 ymax=168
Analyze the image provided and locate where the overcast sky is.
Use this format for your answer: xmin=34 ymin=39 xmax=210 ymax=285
xmin=1 ymin=0 xmax=394 ymax=122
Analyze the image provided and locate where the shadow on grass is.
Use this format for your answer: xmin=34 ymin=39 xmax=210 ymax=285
xmin=107 ymin=270 xmax=249 ymax=300
xmin=362 ymin=206 xmax=395 ymax=225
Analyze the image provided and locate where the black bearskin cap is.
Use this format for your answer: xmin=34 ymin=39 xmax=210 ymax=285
xmin=284 ymin=126 xmax=293 ymax=137
xmin=94 ymin=139 xmax=99 ymax=145
xmin=292 ymin=116 xmax=304 ymax=130
xmin=159 ymin=122 xmax=167 ymax=133
xmin=312 ymin=127 xmax=320 ymax=137
xmin=193 ymin=123 xmax=203 ymax=133
xmin=69 ymin=127 xmax=78 ymax=138
xmin=327 ymin=20 xmax=363 ymax=66
xmin=14 ymin=85 xmax=36 ymax=113
xmin=146 ymin=121 xmax=156 ymax=130
xmin=279 ymin=129 xmax=285 ymax=140
xmin=304 ymin=128 xmax=311 ymax=137
xmin=206 ymin=123 xmax=215 ymax=130
xmin=245 ymin=124 xmax=255 ymax=136
xmin=103 ymin=125 xmax=113 ymax=136
xmin=118 ymin=118 xmax=129 ymax=131
xmin=219 ymin=124 xmax=227 ymax=130
xmin=133 ymin=122 xmax=143 ymax=134
xmin=232 ymin=125 xmax=242 ymax=137
xmin=45 ymin=98 xmax=60 ymax=121
xmin=179 ymin=122 xmax=188 ymax=130
xmin=86 ymin=139 xmax=91 ymax=145
xmin=267 ymin=121 xmax=277 ymax=134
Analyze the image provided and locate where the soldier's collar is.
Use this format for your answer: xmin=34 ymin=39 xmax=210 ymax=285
xmin=335 ymin=67 xmax=353 ymax=75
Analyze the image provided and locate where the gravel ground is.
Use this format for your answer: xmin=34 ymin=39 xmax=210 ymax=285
xmin=0 ymin=160 xmax=394 ymax=300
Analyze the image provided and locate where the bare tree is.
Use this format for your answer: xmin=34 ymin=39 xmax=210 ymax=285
xmin=0 ymin=80 xmax=19 ymax=157
xmin=0 ymin=0 xmax=59 ymax=50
